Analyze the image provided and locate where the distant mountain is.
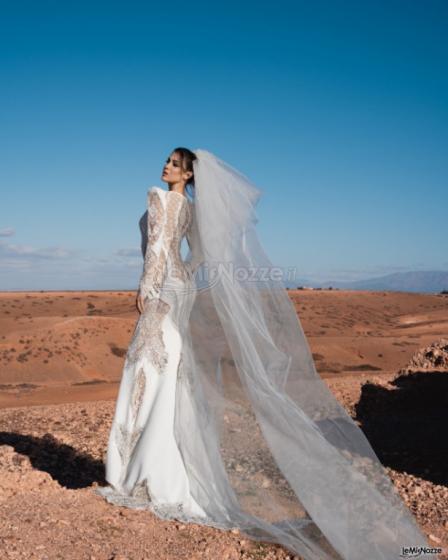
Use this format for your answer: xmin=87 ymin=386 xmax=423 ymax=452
xmin=284 ymin=270 xmax=448 ymax=294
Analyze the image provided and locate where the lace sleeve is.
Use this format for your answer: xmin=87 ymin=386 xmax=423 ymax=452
xmin=138 ymin=189 xmax=168 ymax=301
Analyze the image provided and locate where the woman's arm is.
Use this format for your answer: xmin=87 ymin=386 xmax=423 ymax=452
xmin=137 ymin=190 xmax=169 ymax=311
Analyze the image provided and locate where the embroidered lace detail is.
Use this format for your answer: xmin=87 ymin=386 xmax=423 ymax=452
xmin=115 ymin=422 xmax=144 ymax=469
xmin=163 ymin=194 xmax=182 ymax=249
xmin=93 ymin=484 xmax=241 ymax=531
xmin=126 ymin=298 xmax=171 ymax=373
xmin=114 ymin=366 xmax=146 ymax=480
xmin=94 ymin=186 xmax=241 ymax=529
xmin=138 ymin=189 xmax=167 ymax=302
xmin=131 ymin=366 xmax=146 ymax=422
xmin=139 ymin=188 xmax=192 ymax=299
xmin=130 ymin=478 xmax=152 ymax=501
xmin=147 ymin=189 xmax=164 ymax=244
xmin=139 ymin=247 xmax=168 ymax=301
xmin=164 ymin=194 xmax=191 ymax=283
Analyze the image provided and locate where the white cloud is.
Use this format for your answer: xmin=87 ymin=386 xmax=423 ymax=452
xmin=114 ymin=248 xmax=142 ymax=257
xmin=0 ymin=240 xmax=143 ymax=290
xmin=0 ymin=240 xmax=74 ymax=260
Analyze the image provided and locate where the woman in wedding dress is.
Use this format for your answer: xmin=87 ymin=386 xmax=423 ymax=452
xmin=95 ymin=148 xmax=433 ymax=559
xmin=95 ymin=149 xmax=211 ymax=520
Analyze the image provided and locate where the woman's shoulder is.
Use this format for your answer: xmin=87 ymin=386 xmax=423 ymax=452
xmin=146 ymin=185 xmax=165 ymax=205
xmin=147 ymin=185 xmax=193 ymax=205
xmin=147 ymin=185 xmax=164 ymax=196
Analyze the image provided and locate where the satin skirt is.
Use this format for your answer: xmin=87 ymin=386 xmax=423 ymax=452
xmin=95 ymin=274 xmax=208 ymax=521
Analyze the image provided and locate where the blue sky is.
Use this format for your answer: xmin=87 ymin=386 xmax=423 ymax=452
xmin=1 ymin=0 xmax=447 ymax=290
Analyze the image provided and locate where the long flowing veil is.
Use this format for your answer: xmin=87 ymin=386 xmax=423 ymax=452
xmin=173 ymin=149 xmax=431 ymax=559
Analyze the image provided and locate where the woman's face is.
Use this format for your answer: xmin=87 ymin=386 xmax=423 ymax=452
xmin=161 ymin=152 xmax=191 ymax=186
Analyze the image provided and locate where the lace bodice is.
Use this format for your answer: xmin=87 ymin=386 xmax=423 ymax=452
xmin=138 ymin=186 xmax=202 ymax=302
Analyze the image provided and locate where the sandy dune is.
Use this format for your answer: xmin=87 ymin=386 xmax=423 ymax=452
xmin=0 ymin=289 xmax=447 ymax=559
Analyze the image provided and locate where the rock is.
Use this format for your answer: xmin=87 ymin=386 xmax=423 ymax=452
xmin=399 ymin=338 xmax=448 ymax=373
xmin=428 ymin=534 xmax=441 ymax=544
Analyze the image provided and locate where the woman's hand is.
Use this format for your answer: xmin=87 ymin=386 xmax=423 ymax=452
xmin=136 ymin=290 xmax=145 ymax=314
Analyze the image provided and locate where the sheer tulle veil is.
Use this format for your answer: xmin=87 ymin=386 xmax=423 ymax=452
xmin=173 ymin=149 xmax=431 ymax=559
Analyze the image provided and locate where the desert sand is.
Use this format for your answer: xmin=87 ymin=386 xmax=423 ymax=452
xmin=0 ymin=289 xmax=447 ymax=559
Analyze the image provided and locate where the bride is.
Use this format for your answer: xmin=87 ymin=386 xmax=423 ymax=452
xmin=95 ymin=147 xmax=432 ymax=559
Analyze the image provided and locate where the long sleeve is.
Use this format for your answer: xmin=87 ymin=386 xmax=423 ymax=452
xmin=138 ymin=189 xmax=169 ymax=301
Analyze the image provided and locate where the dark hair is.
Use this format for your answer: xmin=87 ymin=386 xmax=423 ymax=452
xmin=172 ymin=146 xmax=197 ymax=197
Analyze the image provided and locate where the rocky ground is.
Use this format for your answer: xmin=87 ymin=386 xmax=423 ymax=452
xmin=0 ymin=352 xmax=447 ymax=559
xmin=0 ymin=291 xmax=447 ymax=559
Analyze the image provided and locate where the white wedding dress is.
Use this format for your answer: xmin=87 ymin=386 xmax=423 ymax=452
xmin=95 ymin=186 xmax=209 ymax=521
xmin=94 ymin=155 xmax=432 ymax=560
